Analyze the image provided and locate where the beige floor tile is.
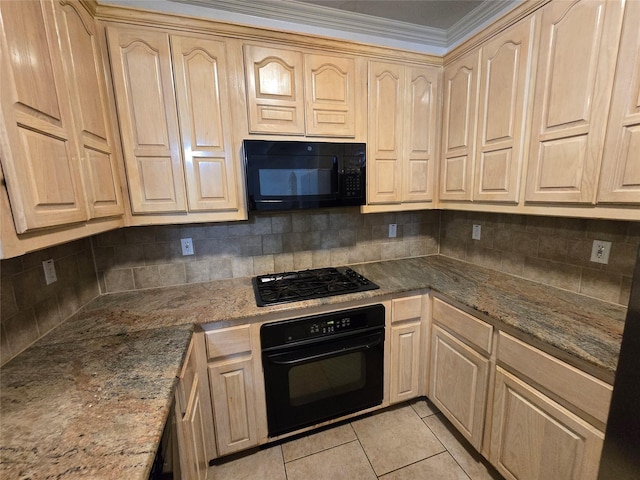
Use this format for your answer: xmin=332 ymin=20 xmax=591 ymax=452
xmin=285 ymin=440 xmax=377 ymax=480
xmin=207 ymin=445 xmax=286 ymax=480
xmin=351 ymin=404 xmax=446 ymax=476
xmin=379 ymin=451 xmax=470 ymax=480
xmin=282 ymin=422 xmax=357 ymax=462
xmin=424 ymin=413 xmax=503 ymax=480
xmin=410 ymin=397 xmax=440 ymax=418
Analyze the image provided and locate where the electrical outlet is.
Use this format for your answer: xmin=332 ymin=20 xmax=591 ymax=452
xmin=42 ymin=259 xmax=57 ymax=285
xmin=181 ymin=238 xmax=194 ymax=256
xmin=472 ymin=224 xmax=482 ymax=240
xmin=590 ymin=240 xmax=612 ymax=264
xmin=388 ymin=224 xmax=397 ymax=238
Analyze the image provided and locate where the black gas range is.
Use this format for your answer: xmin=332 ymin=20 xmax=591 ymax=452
xmin=252 ymin=266 xmax=379 ymax=307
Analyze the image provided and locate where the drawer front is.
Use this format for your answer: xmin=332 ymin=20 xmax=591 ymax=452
xmin=432 ymin=297 xmax=493 ymax=354
xmin=392 ymin=295 xmax=423 ymax=324
xmin=205 ymin=325 xmax=252 ymax=361
xmin=497 ymin=332 xmax=612 ymax=425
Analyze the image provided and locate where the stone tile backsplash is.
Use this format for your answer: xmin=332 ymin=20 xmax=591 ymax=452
xmin=439 ymin=211 xmax=640 ymax=306
xmin=2 ymin=207 xmax=638 ymax=367
xmin=93 ymin=208 xmax=440 ymax=294
xmin=0 ymin=238 xmax=100 ymax=365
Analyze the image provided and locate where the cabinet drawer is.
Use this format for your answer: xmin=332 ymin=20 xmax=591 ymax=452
xmin=391 ymin=295 xmax=423 ymax=324
xmin=497 ymin=332 xmax=612 ymax=425
xmin=432 ymin=297 xmax=493 ymax=355
xmin=205 ymin=325 xmax=252 ymax=361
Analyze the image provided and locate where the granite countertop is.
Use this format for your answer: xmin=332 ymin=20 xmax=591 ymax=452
xmin=0 ymin=255 xmax=627 ymax=479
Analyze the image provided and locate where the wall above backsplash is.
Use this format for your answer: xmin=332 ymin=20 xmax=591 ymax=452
xmin=440 ymin=211 xmax=640 ymax=306
xmin=92 ymin=208 xmax=440 ymax=294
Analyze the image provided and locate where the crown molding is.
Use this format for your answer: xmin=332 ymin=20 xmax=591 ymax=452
xmin=447 ymin=0 xmax=522 ymax=48
xmin=171 ymin=0 xmax=448 ymax=47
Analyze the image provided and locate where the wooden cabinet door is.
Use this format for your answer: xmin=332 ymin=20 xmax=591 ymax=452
xmin=524 ymin=0 xmax=624 ymax=204
xmin=208 ymin=359 xmax=258 ymax=457
xmin=175 ymin=337 xmax=217 ymax=479
xmin=440 ymin=50 xmax=480 ymax=201
xmin=0 ymin=0 xmax=87 ymax=232
xmin=304 ymin=53 xmax=355 ymax=137
xmin=598 ymin=0 xmax=640 ymax=204
xmin=490 ymin=367 xmax=604 ymax=480
xmin=368 ymin=61 xmax=404 ymax=204
xmin=429 ymin=325 xmax=489 ymax=450
xmin=402 ymin=66 xmax=438 ymax=203
xmin=107 ymin=26 xmax=186 ymax=213
xmin=55 ymin=0 xmax=124 ymax=220
xmin=390 ymin=322 xmax=422 ymax=404
xmin=474 ymin=16 xmax=537 ymax=203
xmin=244 ymin=45 xmax=305 ymax=135
xmin=171 ymin=35 xmax=240 ymax=212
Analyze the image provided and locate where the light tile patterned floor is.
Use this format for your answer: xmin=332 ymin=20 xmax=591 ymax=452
xmin=207 ymin=399 xmax=504 ymax=480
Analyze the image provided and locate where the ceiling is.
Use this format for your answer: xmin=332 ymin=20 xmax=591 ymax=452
xmin=293 ymin=0 xmax=489 ymax=30
xmin=101 ymin=0 xmax=520 ymax=54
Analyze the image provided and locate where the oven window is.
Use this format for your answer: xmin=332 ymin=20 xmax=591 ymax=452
xmin=288 ymin=352 xmax=366 ymax=407
xmin=259 ymin=168 xmax=333 ymax=196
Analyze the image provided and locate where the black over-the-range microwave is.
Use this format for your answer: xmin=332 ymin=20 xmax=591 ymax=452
xmin=243 ymin=140 xmax=366 ymax=211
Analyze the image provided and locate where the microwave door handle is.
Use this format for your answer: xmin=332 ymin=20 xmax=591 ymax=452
xmin=265 ymin=334 xmax=382 ymax=366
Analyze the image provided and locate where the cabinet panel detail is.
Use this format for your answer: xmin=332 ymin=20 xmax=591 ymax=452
xmin=0 ymin=0 xmax=88 ymax=231
xmin=209 ymin=359 xmax=258 ymax=456
xmin=475 ymin=16 xmax=536 ymax=203
xmin=368 ymin=62 xmax=403 ymax=204
xmin=490 ymin=367 xmax=604 ymax=480
xmin=430 ymin=325 xmax=489 ymax=449
xmin=107 ymin=27 xmax=186 ymax=213
xmin=172 ymin=35 xmax=239 ymax=212
xmin=598 ymin=0 xmax=640 ymax=204
xmin=525 ymin=0 xmax=624 ymax=204
xmin=390 ymin=322 xmax=421 ymax=404
xmin=56 ymin=0 xmax=124 ymax=219
xmin=244 ymin=45 xmax=305 ymax=134
xmin=441 ymin=51 xmax=479 ymax=201
xmin=305 ymin=54 xmax=355 ymax=136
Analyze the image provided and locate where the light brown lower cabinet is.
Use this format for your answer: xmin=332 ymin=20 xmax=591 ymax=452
xmin=208 ymin=359 xmax=259 ymax=457
xmin=429 ymin=325 xmax=489 ymax=450
xmin=389 ymin=295 xmax=426 ymax=404
xmin=489 ymin=367 xmax=604 ymax=480
xmin=428 ymin=297 xmax=492 ymax=450
xmin=204 ymin=325 xmax=261 ymax=457
xmin=174 ymin=335 xmax=217 ymax=480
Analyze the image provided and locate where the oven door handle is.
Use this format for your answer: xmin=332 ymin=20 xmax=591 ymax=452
xmin=264 ymin=333 xmax=382 ymax=366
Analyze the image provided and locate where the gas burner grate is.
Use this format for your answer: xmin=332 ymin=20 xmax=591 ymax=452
xmin=253 ymin=267 xmax=379 ymax=306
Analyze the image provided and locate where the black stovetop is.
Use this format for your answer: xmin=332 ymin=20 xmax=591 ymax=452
xmin=252 ymin=266 xmax=379 ymax=307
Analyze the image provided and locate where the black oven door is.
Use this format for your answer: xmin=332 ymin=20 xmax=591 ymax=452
xmin=262 ymin=329 xmax=384 ymax=437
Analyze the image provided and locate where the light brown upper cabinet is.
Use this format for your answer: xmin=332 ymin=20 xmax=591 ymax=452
xmin=55 ymin=0 xmax=125 ymax=220
xmin=440 ymin=50 xmax=480 ymax=202
xmin=524 ymin=0 xmax=625 ymax=204
xmin=107 ymin=25 xmax=244 ymax=219
xmin=107 ymin=27 xmax=185 ymax=214
xmin=0 ymin=0 xmax=124 ymax=234
xmin=597 ymin=0 xmax=640 ymax=205
xmin=244 ymin=45 xmax=357 ymax=137
xmin=474 ymin=16 xmax=537 ymax=203
xmin=441 ymin=15 xmax=536 ymax=205
xmin=368 ymin=61 xmax=439 ymax=207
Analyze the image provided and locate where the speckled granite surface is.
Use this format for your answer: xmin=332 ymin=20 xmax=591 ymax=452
xmin=0 ymin=255 xmax=627 ymax=479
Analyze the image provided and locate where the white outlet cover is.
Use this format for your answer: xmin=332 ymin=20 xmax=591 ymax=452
xmin=472 ymin=224 xmax=482 ymax=240
xmin=181 ymin=238 xmax=194 ymax=256
xmin=388 ymin=224 xmax=397 ymax=238
xmin=42 ymin=259 xmax=57 ymax=285
xmin=590 ymin=240 xmax=612 ymax=264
